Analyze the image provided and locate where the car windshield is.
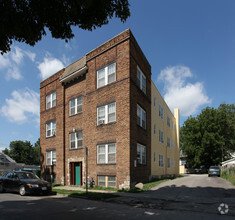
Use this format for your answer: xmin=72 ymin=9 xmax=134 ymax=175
xmin=17 ymin=172 xmax=39 ymax=180
xmin=209 ymin=166 xmax=220 ymax=171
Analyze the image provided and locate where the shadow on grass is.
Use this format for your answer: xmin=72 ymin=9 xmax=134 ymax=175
xmin=53 ymin=189 xmax=119 ymax=200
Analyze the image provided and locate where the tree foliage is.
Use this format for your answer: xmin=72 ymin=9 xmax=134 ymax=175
xmin=3 ymin=139 xmax=40 ymax=165
xmin=181 ymin=104 xmax=235 ymax=169
xmin=0 ymin=0 xmax=130 ymax=54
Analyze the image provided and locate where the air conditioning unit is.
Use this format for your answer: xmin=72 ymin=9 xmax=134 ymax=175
xmin=98 ymin=120 xmax=105 ymax=125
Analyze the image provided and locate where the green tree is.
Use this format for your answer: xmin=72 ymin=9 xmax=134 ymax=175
xmin=181 ymin=104 xmax=235 ymax=169
xmin=3 ymin=140 xmax=40 ymax=165
xmin=0 ymin=0 xmax=130 ymax=54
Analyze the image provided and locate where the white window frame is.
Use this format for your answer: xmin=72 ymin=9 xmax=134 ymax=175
xmin=159 ymin=130 xmax=164 ymax=144
xmin=97 ymin=143 xmax=116 ymax=164
xmin=98 ymin=176 xmax=116 ymax=188
xmin=137 ymin=143 xmax=146 ymax=165
xmin=159 ymin=105 xmax=164 ymax=119
xmin=97 ymin=63 xmax=116 ymax=88
xmin=69 ymin=96 xmax=83 ymax=116
xmin=46 ymin=121 xmax=56 ymax=137
xmin=46 ymin=92 xmax=56 ymax=109
xmin=137 ymin=104 xmax=146 ymax=129
xmin=46 ymin=150 xmax=56 ymax=166
xmin=137 ymin=66 xmax=146 ymax=94
xmin=69 ymin=131 xmax=83 ymax=149
xmin=159 ymin=154 xmax=164 ymax=168
xmin=97 ymin=102 xmax=116 ymax=125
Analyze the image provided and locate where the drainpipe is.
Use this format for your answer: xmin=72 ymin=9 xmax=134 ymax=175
xmin=63 ymin=85 xmax=66 ymax=185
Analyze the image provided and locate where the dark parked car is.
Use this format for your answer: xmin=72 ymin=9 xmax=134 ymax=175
xmin=208 ymin=166 xmax=221 ymax=177
xmin=0 ymin=171 xmax=51 ymax=196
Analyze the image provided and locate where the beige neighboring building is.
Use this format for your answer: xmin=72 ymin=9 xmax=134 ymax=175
xmin=151 ymin=81 xmax=180 ymax=178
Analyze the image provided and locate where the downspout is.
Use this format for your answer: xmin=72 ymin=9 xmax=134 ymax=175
xmin=63 ymin=85 xmax=66 ymax=185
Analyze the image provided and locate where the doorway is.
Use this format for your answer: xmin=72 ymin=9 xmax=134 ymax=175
xmin=70 ymin=162 xmax=82 ymax=186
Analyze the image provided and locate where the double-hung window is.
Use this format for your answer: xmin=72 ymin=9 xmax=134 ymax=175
xmin=154 ymin=97 xmax=156 ymax=107
xmin=46 ymin=121 xmax=56 ymax=137
xmin=159 ymin=130 xmax=164 ymax=143
xmin=137 ymin=66 xmax=146 ymax=94
xmin=137 ymin=105 xmax=146 ymax=129
xmin=167 ymin=158 xmax=171 ymax=168
xmin=69 ymin=96 xmax=83 ymax=116
xmin=97 ymin=143 xmax=116 ymax=164
xmin=97 ymin=102 xmax=116 ymax=125
xmin=159 ymin=105 xmax=164 ymax=119
xmin=70 ymin=131 xmax=83 ymax=149
xmin=154 ymin=152 xmax=157 ymax=163
xmin=97 ymin=63 xmax=116 ymax=88
xmin=167 ymin=137 xmax=171 ymax=148
xmin=46 ymin=92 xmax=56 ymax=109
xmin=137 ymin=143 xmax=146 ymax=165
xmin=167 ymin=116 xmax=171 ymax=128
xmin=159 ymin=155 xmax=164 ymax=167
xmin=154 ymin=124 xmax=157 ymax=135
xmin=46 ymin=150 xmax=56 ymax=165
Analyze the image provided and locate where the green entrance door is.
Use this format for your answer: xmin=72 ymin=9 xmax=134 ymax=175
xmin=75 ymin=164 xmax=80 ymax=185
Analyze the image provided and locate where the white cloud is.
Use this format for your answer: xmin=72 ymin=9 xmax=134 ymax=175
xmin=0 ymin=46 xmax=36 ymax=80
xmin=38 ymin=57 xmax=64 ymax=80
xmin=6 ymin=66 xmax=22 ymax=80
xmin=0 ymin=55 xmax=10 ymax=68
xmin=157 ymin=65 xmax=211 ymax=116
xmin=0 ymin=145 xmax=6 ymax=153
xmin=24 ymin=50 xmax=36 ymax=62
xmin=0 ymin=88 xmax=40 ymax=124
xmin=11 ymin=46 xmax=24 ymax=64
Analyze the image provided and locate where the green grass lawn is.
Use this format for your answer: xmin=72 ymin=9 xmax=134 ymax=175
xmin=221 ymin=170 xmax=235 ymax=186
xmin=52 ymin=188 xmax=119 ymax=200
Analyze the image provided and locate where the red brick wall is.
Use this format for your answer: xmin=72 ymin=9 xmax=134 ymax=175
xmin=40 ymin=29 xmax=152 ymax=188
xmin=129 ymin=33 xmax=151 ymax=185
xmin=40 ymin=70 xmax=65 ymax=184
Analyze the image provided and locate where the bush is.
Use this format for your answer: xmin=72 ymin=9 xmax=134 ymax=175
xmin=221 ymin=170 xmax=228 ymax=179
xmin=221 ymin=167 xmax=235 ymax=186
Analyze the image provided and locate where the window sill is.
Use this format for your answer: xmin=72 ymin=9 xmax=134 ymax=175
xmin=69 ymin=112 xmax=83 ymax=117
xmin=46 ymin=135 xmax=56 ymax=139
xmin=97 ymin=121 xmax=116 ymax=127
xmin=69 ymin=147 xmax=83 ymax=151
xmin=97 ymin=163 xmax=116 ymax=165
xmin=45 ymin=106 xmax=56 ymax=111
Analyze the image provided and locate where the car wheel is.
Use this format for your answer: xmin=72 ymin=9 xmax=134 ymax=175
xmin=19 ymin=186 xmax=26 ymax=196
xmin=0 ymin=184 xmax=4 ymax=193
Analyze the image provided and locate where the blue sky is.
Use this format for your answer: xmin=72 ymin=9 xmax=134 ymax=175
xmin=0 ymin=0 xmax=234 ymax=151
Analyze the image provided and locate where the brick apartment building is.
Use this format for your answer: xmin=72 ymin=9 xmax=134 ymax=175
xmin=40 ymin=29 xmax=179 ymax=189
